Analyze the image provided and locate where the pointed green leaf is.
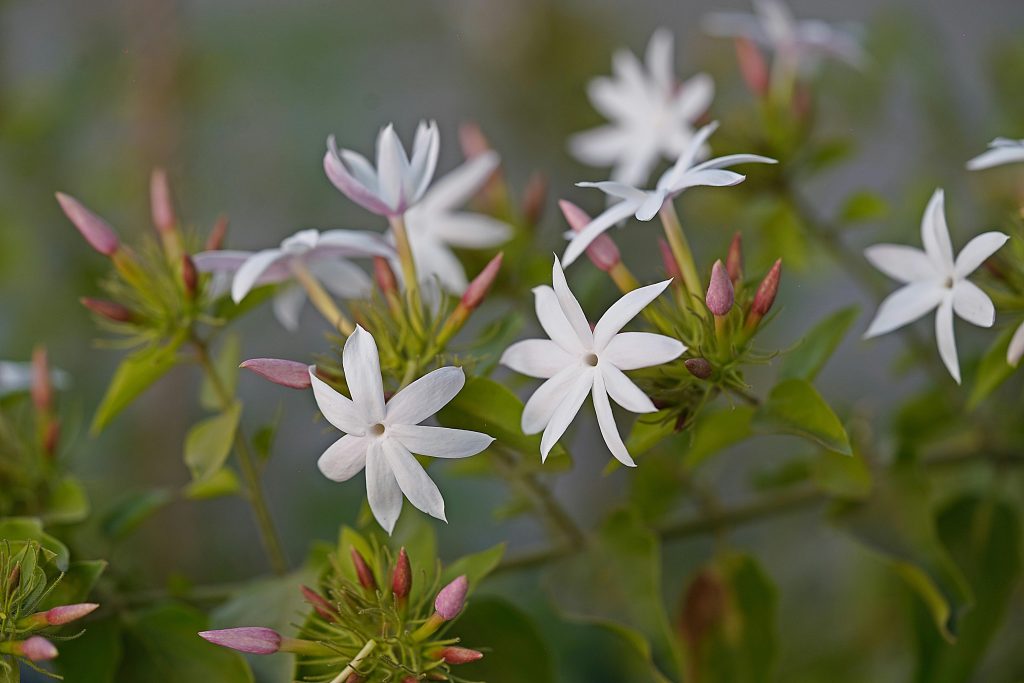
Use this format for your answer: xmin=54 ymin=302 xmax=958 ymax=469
xmin=184 ymin=401 xmax=242 ymax=482
xmin=780 ymin=306 xmax=859 ymax=382
xmin=101 ymin=489 xmax=174 ymax=540
xmin=199 ymin=332 xmax=242 ymax=410
xmin=754 ymin=379 xmax=851 ymax=455
xmin=451 ymin=597 xmax=556 ymax=683
xmin=967 ymin=324 xmax=1018 ymax=410
xmin=683 ymin=406 xmax=755 ymax=470
xmin=91 ymin=336 xmax=184 ymax=434
xmin=42 ymin=475 xmax=91 ymax=525
xmin=0 ymin=517 xmax=70 ymax=571
xmin=181 ymin=467 xmax=241 ymax=500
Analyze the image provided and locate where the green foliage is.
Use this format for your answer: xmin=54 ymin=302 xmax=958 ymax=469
xmin=91 ymin=335 xmax=185 ymax=434
xmin=453 ymin=597 xmax=557 ymax=683
xmin=967 ymin=324 xmax=1017 ymax=409
xmin=779 ymin=306 xmax=860 ymax=382
xmin=101 ymin=489 xmax=174 ymax=540
xmin=183 ymin=401 xmax=242 ymax=482
xmin=199 ymin=332 xmax=242 ymax=410
xmin=839 ymin=191 xmax=889 ymax=224
xmin=753 ymin=379 xmax=852 ymax=455
xmin=0 ymin=517 xmax=70 ymax=571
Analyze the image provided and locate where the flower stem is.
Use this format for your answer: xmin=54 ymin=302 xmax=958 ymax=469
xmin=329 ymin=639 xmax=377 ymax=683
xmin=193 ymin=339 xmax=288 ymax=576
xmin=389 ymin=214 xmax=425 ymax=335
xmin=658 ymin=201 xmax=703 ymax=300
xmin=0 ymin=659 xmax=19 ymax=683
xmin=290 ymin=260 xmax=354 ymax=336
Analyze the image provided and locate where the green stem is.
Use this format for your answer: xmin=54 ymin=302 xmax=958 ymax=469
xmin=389 ymin=214 xmax=425 ymax=336
xmin=330 ymin=639 xmax=377 ymax=683
xmin=0 ymin=659 xmax=18 ymax=683
xmin=659 ymin=201 xmax=703 ymax=300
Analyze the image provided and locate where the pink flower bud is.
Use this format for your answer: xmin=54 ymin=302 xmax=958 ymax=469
xmin=239 ymin=359 xmax=312 ymax=389
xmin=726 ymin=232 xmax=743 ymax=284
xmin=522 ymin=172 xmax=548 ymax=226
xmin=391 ymin=547 xmax=411 ymax=600
xmin=684 ymin=358 xmax=713 ymax=380
xmin=182 ymin=254 xmax=198 ymax=297
xmin=706 ymin=260 xmax=734 ymax=316
xmin=458 ymin=121 xmax=492 ymax=159
xmin=150 ymin=168 xmax=177 ymax=235
xmin=300 ymin=585 xmax=337 ymax=622
xmin=45 ymin=602 xmax=99 ymax=625
xmin=751 ymin=259 xmax=782 ymax=316
xmin=461 ymin=253 xmax=503 ymax=309
xmin=437 ymin=646 xmax=484 ymax=665
xmin=56 ymin=192 xmax=120 ymax=256
xmin=658 ymin=238 xmax=682 ymax=280
xmin=434 ymin=575 xmax=468 ymax=620
xmin=206 ymin=215 xmax=230 ymax=251
xmin=20 ymin=636 xmax=58 ymax=662
xmin=734 ymin=38 xmax=769 ymax=98
xmin=198 ymin=627 xmax=281 ymax=655
xmin=351 ymin=548 xmax=377 ymax=591
xmin=31 ymin=346 xmax=52 ymax=413
xmin=80 ymin=297 xmax=135 ymax=323
xmin=560 ymin=200 xmax=621 ymax=271
xmin=374 ymin=256 xmax=398 ymax=297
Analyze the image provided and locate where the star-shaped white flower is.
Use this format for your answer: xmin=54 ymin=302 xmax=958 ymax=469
xmin=568 ymin=28 xmax=715 ymax=188
xmin=703 ymin=0 xmax=865 ymax=72
xmin=194 ymin=229 xmax=393 ymax=331
xmin=864 ymin=189 xmax=1009 ymax=384
xmin=564 ymin=121 xmax=776 ymax=266
xmin=324 ymin=121 xmax=440 ymax=217
xmin=501 ymin=258 xmax=685 ymax=466
xmin=966 ymin=137 xmax=1024 ymax=171
xmin=402 ymin=150 xmax=512 ymax=294
xmin=309 ymin=326 xmax=494 ymax=534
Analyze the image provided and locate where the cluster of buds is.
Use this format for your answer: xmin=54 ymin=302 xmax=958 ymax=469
xmin=199 ymin=545 xmax=483 ymax=682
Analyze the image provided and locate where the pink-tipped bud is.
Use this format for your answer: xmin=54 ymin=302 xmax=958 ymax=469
xmin=56 ymin=192 xmax=119 ymax=256
xmin=18 ymin=636 xmax=58 ymax=662
xmin=735 ymin=38 xmax=769 ymax=98
xmin=684 ymin=358 xmax=713 ymax=380
xmin=522 ymin=172 xmax=548 ymax=226
xmin=351 ymin=548 xmax=377 ymax=591
xmin=391 ymin=547 xmax=412 ymax=600
xmin=436 ymin=646 xmax=484 ymax=664
xmin=150 ymin=168 xmax=176 ymax=235
xmin=434 ymin=575 xmax=468 ymax=620
xmin=300 ymin=585 xmax=337 ymax=622
xmin=43 ymin=420 xmax=60 ymax=456
xmin=706 ymin=260 xmax=734 ymax=316
xmin=462 ymin=253 xmax=503 ymax=309
xmin=239 ymin=359 xmax=312 ymax=390
xmin=658 ymin=238 xmax=682 ymax=280
xmin=458 ymin=121 xmax=492 ymax=159
xmin=751 ymin=259 xmax=782 ymax=316
xmin=80 ymin=297 xmax=134 ymax=323
xmin=560 ymin=200 xmax=620 ymax=272
xmin=182 ymin=254 xmax=198 ymax=297
xmin=31 ymin=346 xmax=52 ymax=413
xmin=198 ymin=627 xmax=281 ymax=655
xmin=726 ymin=232 xmax=743 ymax=284
xmin=44 ymin=602 xmax=99 ymax=625
xmin=206 ymin=215 xmax=230 ymax=251
xmin=374 ymin=257 xmax=398 ymax=297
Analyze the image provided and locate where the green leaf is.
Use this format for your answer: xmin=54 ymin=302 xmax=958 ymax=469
xmin=199 ymin=332 xmax=242 ymax=410
xmin=43 ymin=559 xmax=107 ymax=608
xmin=967 ymin=324 xmax=1018 ymax=409
xmin=42 ymin=475 xmax=91 ymax=525
xmin=181 ymin=467 xmax=242 ymax=500
xmin=839 ymin=191 xmax=888 ymax=223
xmin=101 ymin=489 xmax=174 ymax=540
xmin=682 ymin=406 xmax=755 ymax=470
xmin=91 ymin=336 xmax=184 ymax=434
xmin=184 ymin=401 xmax=242 ymax=482
xmin=753 ymin=379 xmax=851 ymax=455
xmin=626 ymin=410 xmax=678 ymax=457
xmin=56 ymin=617 xmax=122 ymax=683
xmin=0 ymin=517 xmax=70 ymax=571
xmin=810 ymin=449 xmax=872 ymax=499
xmin=779 ymin=306 xmax=860 ymax=382
xmin=452 ymin=597 xmax=556 ymax=683
xmin=441 ymin=543 xmax=505 ymax=589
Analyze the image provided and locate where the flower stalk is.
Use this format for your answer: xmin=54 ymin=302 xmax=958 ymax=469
xmin=658 ymin=201 xmax=703 ymax=300
xmin=289 ymin=260 xmax=355 ymax=336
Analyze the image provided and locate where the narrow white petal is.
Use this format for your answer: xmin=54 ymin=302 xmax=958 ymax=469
xmin=670 ymin=169 xmax=745 ymax=193
xmin=389 ymin=424 xmax=493 ymax=458
xmin=864 ymin=244 xmax=938 ymax=284
xmin=864 ymin=282 xmax=945 ymax=338
xmin=921 ymin=189 xmax=954 ymax=273
xmin=551 ymin=257 xmax=595 ymax=347
xmin=610 ymin=143 xmax=660 ymax=189
xmin=309 ymin=259 xmax=373 ymax=299
xmin=600 ymin=363 xmax=656 ymax=413
xmin=426 ymin=213 xmax=512 ymax=249
xmin=935 ymin=296 xmax=960 ymax=384
xmin=539 ymin=369 xmax=594 ymax=461
xmin=577 ymin=181 xmax=649 ymax=203
xmin=659 ymin=121 xmax=720 ymax=191
xmin=593 ymin=279 xmax=673 ymax=349
xmin=386 ymin=366 xmax=465 ymax=426
xmin=316 ymin=229 xmax=395 ymax=257
xmin=592 ymin=373 xmax=636 ymax=467
xmin=272 ymin=285 xmax=306 ymax=332
xmin=1007 ymin=321 xmax=1024 ymax=367
xmin=420 ymin=151 xmax=499 ymax=212
xmin=366 ymin=440 xmax=403 ymax=534
xmin=602 ymin=332 xmax=685 ymax=370
xmin=690 ymin=154 xmax=777 ymax=171
xmin=673 ymin=73 xmax=714 ymax=121
xmin=193 ymin=250 xmax=252 ymax=273
xmin=339 ymin=149 xmax=378 ymax=188
xmin=952 ymin=280 xmax=995 ymax=328
xmin=562 ymin=200 xmax=639 ymax=267
xmin=375 ymin=124 xmax=407 ymax=211
xmin=309 ymin=368 xmax=366 ymax=435
xmin=645 ymin=28 xmax=674 ymax=94
xmin=953 ymin=232 xmax=1010 ymax=278
xmin=966 ymin=145 xmax=1024 ymax=171
xmin=634 ymin=190 xmax=668 ymax=221
xmin=382 ymin=438 xmax=446 ymax=522
xmin=317 ymin=435 xmax=369 ymax=482
xmin=343 ymin=326 xmax=386 ymax=423
xmin=411 ymin=121 xmax=440 ymax=203
xmin=231 ymin=249 xmax=284 ymax=303
xmin=534 ymin=286 xmax=586 ymax=354
xmin=410 ymin=238 xmax=469 ymax=294
xmin=569 ymin=126 xmax=630 ymax=166
xmin=521 ymin=365 xmax=583 ymax=435
xmin=500 ymin=339 xmax=576 ymax=379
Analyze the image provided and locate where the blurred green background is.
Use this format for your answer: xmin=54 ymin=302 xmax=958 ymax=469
xmin=3 ymin=1 xmax=1024 ymax=681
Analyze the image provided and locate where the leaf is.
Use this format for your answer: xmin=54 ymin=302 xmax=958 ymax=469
xmin=42 ymin=475 xmax=91 ymax=525
xmin=682 ymin=406 xmax=755 ymax=470
xmin=200 ymin=332 xmax=242 ymax=410
xmin=182 ymin=468 xmax=242 ymax=500
xmin=184 ymin=401 xmax=242 ymax=482
xmin=42 ymin=559 xmax=107 ymax=608
xmin=441 ymin=543 xmax=505 ymax=589
xmin=779 ymin=306 xmax=860 ymax=382
xmin=626 ymin=410 xmax=678 ymax=457
xmin=811 ymin=449 xmax=872 ymax=500
xmin=839 ymin=191 xmax=888 ymax=223
xmin=753 ymin=379 xmax=851 ymax=455
xmin=91 ymin=336 xmax=184 ymax=434
xmin=0 ymin=517 xmax=70 ymax=571
xmin=101 ymin=489 xmax=174 ymax=540
xmin=967 ymin=324 xmax=1017 ymax=409
xmin=56 ymin=617 xmax=122 ymax=683
xmin=451 ymin=597 xmax=556 ymax=683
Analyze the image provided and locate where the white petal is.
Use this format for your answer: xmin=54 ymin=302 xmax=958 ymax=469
xmin=1008 ymin=321 xmax=1024 ymax=367
xmin=966 ymin=145 xmax=1024 ymax=171
xmin=389 ymin=424 xmax=493 ymax=458
xmin=551 ymin=257 xmax=595 ymax=347
xmin=316 ymin=229 xmax=395 ymax=257
xmin=309 ymin=368 xmax=366 ymax=435
xmin=673 ymin=73 xmax=714 ymax=121
xmin=339 ymin=149 xmax=378 ymax=189
xmin=562 ymin=200 xmax=639 ymax=267
xmin=272 ymin=284 xmax=306 ymax=332
xmin=592 ymin=372 xmax=636 ymax=467
xmin=521 ymin=364 xmax=583 ymax=435
xmin=602 ymin=332 xmax=685 ymax=370
xmin=953 ymin=232 xmax=1009 ymax=278
xmin=193 ymin=250 xmax=252 ymax=273
xmin=419 ymin=151 xmax=499 ymax=212
xmin=231 ymin=249 xmax=284 ymax=303
xmin=593 ymin=279 xmax=673 ymax=350
xmin=375 ymin=124 xmax=407 ymax=211
xmin=410 ymin=237 xmax=468 ymax=294
xmin=500 ymin=339 xmax=576 ymax=379
xmin=366 ymin=440 xmax=403 ymax=534
xmin=386 ymin=366 xmax=465 ymax=426
xmin=317 ymin=435 xmax=369 ymax=482
xmin=670 ymin=169 xmax=746 ymax=193
xmin=425 ymin=213 xmax=512 ymax=249
xmin=577 ymin=180 xmax=649 ymax=203
xmin=952 ymin=280 xmax=995 ymax=328
xmin=539 ymin=369 xmax=595 ymax=461
xmin=309 ymin=258 xmax=373 ymax=299
xmin=921 ymin=189 xmax=954 ymax=273
xmin=658 ymin=121 xmax=719 ymax=191
xmin=864 ymin=244 xmax=938 ymax=284
xmin=343 ymin=326 xmax=386 ymax=423
xmin=569 ymin=126 xmax=630 ymax=166
xmin=610 ymin=143 xmax=660 ymax=189
xmin=935 ymin=295 xmax=960 ymax=384
xmin=634 ymin=190 xmax=668 ymax=221
xmin=533 ymin=286 xmax=586 ymax=354
xmin=690 ymin=154 xmax=777 ymax=171
xmin=864 ymin=282 xmax=945 ymax=338
xmin=600 ymin=363 xmax=656 ymax=413
xmin=645 ymin=28 xmax=674 ymax=94
xmin=382 ymin=438 xmax=446 ymax=522
xmin=408 ymin=120 xmax=440 ymax=203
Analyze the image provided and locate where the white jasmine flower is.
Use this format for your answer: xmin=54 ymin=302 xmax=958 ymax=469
xmin=194 ymin=229 xmax=393 ymax=331
xmin=569 ymin=28 xmax=715 ymax=188
xmin=309 ymin=326 xmax=494 ymax=534
xmin=966 ymin=137 xmax=1024 ymax=171
xmin=564 ymin=121 xmax=776 ymax=266
xmin=1008 ymin=321 xmax=1024 ymax=368
xmin=324 ymin=121 xmax=440 ymax=217
xmin=702 ymin=0 xmax=865 ymax=72
xmin=864 ymin=189 xmax=1009 ymax=384
xmin=500 ymin=258 xmax=685 ymax=466
xmin=403 ymin=150 xmax=512 ymax=294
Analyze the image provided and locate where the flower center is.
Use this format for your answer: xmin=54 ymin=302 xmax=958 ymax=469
xmin=943 ymin=276 xmax=954 ymax=289
xmin=370 ymin=423 xmax=386 ymax=436
xmin=584 ymin=353 xmax=599 ymax=367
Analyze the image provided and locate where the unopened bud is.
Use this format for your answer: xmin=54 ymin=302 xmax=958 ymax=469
xmin=351 ymin=548 xmax=377 ymax=591
xmin=43 ymin=420 xmax=60 ymax=456
xmin=734 ymin=38 xmax=769 ymax=97
xmin=206 ymin=215 xmax=230 ymax=251
xmin=1008 ymin=321 xmax=1024 ymax=368
xmin=80 ymin=297 xmax=134 ymax=323
xmin=31 ymin=346 xmax=52 ymax=413
xmin=522 ymin=172 xmax=548 ymax=226
xmin=6 ymin=565 xmax=20 ymax=597
xmin=658 ymin=238 xmax=682 ymax=280
xmin=2 ymin=636 xmax=59 ymax=662
xmin=462 ymin=253 xmax=503 ymax=310
xmin=182 ymin=254 xmax=198 ymax=297
xmin=239 ymin=359 xmax=312 ymax=389
xmin=684 ymin=358 xmax=713 ymax=380
xmin=434 ymin=575 xmax=468 ymax=620
xmin=391 ymin=547 xmax=411 ymax=600
xmin=300 ymin=585 xmax=337 ymax=622
xmin=374 ymin=257 xmax=398 ymax=297
xmin=560 ymin=200 xmax=620 ymax=272
xmin=705 ymin=260 xmax=734 ymax=316
xmin=56 ymin=192 xmax=119 ymax=256
xmin=726 ymin=232 xmax=743 ymax=284
xmin=751 ymin=259 xmax=781 ymax=317
xmin=150 ymin=168 xmax=177 ymax=235
xmin=458 ymin=121 xmax=492 ymax=159
xmin=198 ymin=627 xmax=281 ymax=655
xmin=434 ymin=646 xmax=484 ymax=664
xmin=45 ymin=602 xmax=99 ymax=625
xmin=679 ymin=569 xmax=727 ymax=648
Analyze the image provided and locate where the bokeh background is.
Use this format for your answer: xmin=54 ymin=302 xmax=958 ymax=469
xmin=3 ymin=0 xmax=1024 ymax=681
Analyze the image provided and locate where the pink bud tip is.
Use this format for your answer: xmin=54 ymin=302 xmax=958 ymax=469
xmin=462 ymin=253 xmax=503 ymax=309
xmin=726 ymin=232 xmax=743 ymax=284
xmin=20 ymin=636 xmax=58 ymax=662
xmin=560 ymin=200 xmax=621 ymax=271
xmin=752 ymin=259 xmax=782 ymax=316
xmin=182 ymin=254 xmax=198 ymax=296
xmin=56 ymin=192 xmax=120 ymax=256
xmin=522 ymin=172 xmax=548 ymax=225
xmin=80 ymin=297 xmax=134 ymax=323
xmin=658 ymin=238 xmax=682 ymax=280
xmin=735 ymin=38 xmax=769 ymax=97
xmin=706 ymin=260 xmax=734 ymax=316
xmin=31 ymin=346 xmax=51 ymax=413
xmin=458 ymin=121 xmax=492 ymax=159
xmin=351 ymin=548 xmax=378 ymax=591
xmin=300 ymin=585 xmax=337 ymax=621
xmin=45 ymin=602 xmax=99 ymax=625
xmin=439 ymin=646 xmax=484 ymax=665
xmin=434 ymin=575 xmax=468 ymax=620
xmin=239 ymin=359 xmax=312 ymax=389
xmin=150 ymin=168 xmax=176 ymax=235
xmin=391 ymin=547 xmax=412 ymax=600
xmin=206 ymin=215 xmax=230 ymax=251
xmin=198 ymin=627 xmax=281 ymax=655
xmin=374 ymin=256 xmax=398 ymax=296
